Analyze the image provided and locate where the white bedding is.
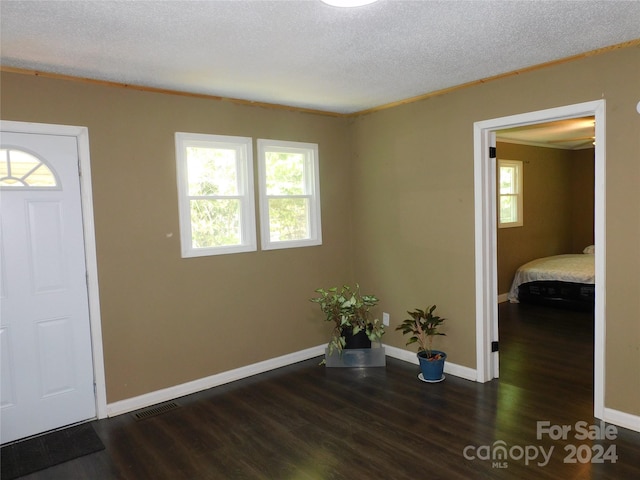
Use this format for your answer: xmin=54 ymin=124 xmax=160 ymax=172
xmin=507 ymin=254 xmax=595 ymax=303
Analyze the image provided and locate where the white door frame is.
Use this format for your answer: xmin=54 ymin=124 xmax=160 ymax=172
xmin=1 ymin=120 xmax=107 ymax=419
xmin=473 ymin=100 xmax=606 ymax=420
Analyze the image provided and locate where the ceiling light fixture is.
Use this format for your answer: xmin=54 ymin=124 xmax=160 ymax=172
xmin=321 ymin=0 xmax=379 ymax=7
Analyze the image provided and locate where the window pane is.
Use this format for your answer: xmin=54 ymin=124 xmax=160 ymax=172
xmin=186 ymin=147 xmax=238 ymax=196
xmin=268 ymin=198 xmax=309 ymax=241
xmin=190 ymin=199 xmax=241 ymax=247
xmin=0 ymin=149 xmax=57 ymax=187
xmin=0 ymin=149 xmax=8 ymax=176
xmin=499 ymin=166 xmax=515 ymax=194
xmin=0 ymin=149 xmax=17 ymax=185
xmin=500 ymin=195 xmax=518 ymax=223
xmin=265 ymin=152 xmax=305 ymax=195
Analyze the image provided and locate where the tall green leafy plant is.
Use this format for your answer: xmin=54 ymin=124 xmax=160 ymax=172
xmin=396 ymin=305 xmax=446 ymax=359
xmin=310 ymin=284 xmax=385 ymax=354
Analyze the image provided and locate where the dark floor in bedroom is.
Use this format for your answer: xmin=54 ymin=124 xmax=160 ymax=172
xmin=13 ymin=302 xmax=640 ymax=479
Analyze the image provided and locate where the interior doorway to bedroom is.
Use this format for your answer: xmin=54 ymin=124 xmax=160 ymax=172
xmin=495 ymin=117 xmax=595 ymax=421
xmin=473 ymin=100 xmax=606 ymax=421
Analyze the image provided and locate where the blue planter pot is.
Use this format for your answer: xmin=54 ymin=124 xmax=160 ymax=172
xmin=418 ymin=350 xmax=446 ymax=381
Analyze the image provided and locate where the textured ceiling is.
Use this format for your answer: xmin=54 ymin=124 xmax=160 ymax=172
xmin=1 ymin=0 xmax=639 ymax=115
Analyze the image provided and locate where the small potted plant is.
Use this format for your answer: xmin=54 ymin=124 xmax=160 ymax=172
xmin=396 ymin=304 xmax=447 ymax=382
xmin=310 ymin=284 xmax=385 ymax=355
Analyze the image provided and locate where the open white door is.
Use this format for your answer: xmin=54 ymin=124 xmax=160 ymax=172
xmin=0 ymin=130 xmax=98 ymax=443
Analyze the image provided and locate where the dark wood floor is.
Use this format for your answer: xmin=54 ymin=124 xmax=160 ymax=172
xmin=17 ymin=303 xmax=640 ymax=479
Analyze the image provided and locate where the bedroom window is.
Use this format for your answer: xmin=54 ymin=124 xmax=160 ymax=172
xmin=175 ymin=133 xmax=256 ymax=257
xmin=498 ymin=159 xmax=523 ymax=228
xmin=257 ymin=139 xmax=322 ymax=250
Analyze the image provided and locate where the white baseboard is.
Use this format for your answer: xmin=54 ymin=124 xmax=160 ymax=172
xmin=107 ymin=344 xmax=638 ymax=433
xmin=106 ymin=344 xmax=326 ymax=417
xmin=107 ymin=344 xmax=476 ymax=417
xmin=383 ymin=344 xmax=477 ymax=381
xmin=603 ymin=407 xmax=640 ymax=433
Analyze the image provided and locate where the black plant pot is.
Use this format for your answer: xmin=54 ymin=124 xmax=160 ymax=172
xmin=343 ymin=328 xmax=372 ymax=349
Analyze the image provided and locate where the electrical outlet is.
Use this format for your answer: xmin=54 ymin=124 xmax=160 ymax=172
xmin=383 ymin=312 xmax=390 ymax=326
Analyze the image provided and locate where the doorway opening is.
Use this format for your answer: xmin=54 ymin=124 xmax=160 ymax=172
xmin=473 ymin=100 xmax=606 ymax=420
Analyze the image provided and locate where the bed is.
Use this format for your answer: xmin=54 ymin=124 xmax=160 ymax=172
xmin=507 ymin=246 xmax=595 ymax=310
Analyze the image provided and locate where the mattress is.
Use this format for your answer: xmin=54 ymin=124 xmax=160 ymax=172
xmin=507 ymin=253 xmax=595 ymax=303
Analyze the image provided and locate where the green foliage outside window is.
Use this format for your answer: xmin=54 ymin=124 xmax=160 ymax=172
xmin=499 ymin=162 xmax=521 ymax=225
xmin=187 ymin=146 xmax=243 ymax=247
xmin=268 ymin=198 xmax=309 ymax=241
xmin=265 ymin=152 xmax=310 ymax=241
xmin=190 ymin=199 xmax=241 ymax=247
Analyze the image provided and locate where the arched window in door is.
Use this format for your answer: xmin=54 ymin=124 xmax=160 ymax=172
xmin=0 ymin=147 xmax=59 ymax=188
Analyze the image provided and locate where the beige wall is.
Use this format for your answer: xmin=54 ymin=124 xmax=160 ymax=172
xmin=350 ymin=45 xmax=639 ymax=415
xmin=1 ymin=43 xmax=638 ymax=416
xmin=571 ymin=148 xmax=596 ymax=253
xmin=495 ymin=142 xmax=594 ymax=294
xmin=1 ymin=74 xmax=354 ymax=402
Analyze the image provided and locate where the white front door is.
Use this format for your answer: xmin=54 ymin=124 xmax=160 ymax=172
xmin=0 ymin=131 xmax=96 ymax=444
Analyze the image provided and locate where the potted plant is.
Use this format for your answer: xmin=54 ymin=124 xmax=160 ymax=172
xmin=310 ymin=284 xmax=385 ymax=354
xmin=396 ymin=304 xmax=447 ymax=382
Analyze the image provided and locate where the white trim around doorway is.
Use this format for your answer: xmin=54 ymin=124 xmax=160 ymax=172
xmin=0 ymin=120 xmax=108 ymax=419
xmin=472 ymin=100 xmax=606 ymax=421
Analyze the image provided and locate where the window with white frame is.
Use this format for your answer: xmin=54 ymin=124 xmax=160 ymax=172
xmin=498 ymin=159 xmax=523 ymax=228
xmin=257 ymin=139 xmax=322 ymax=250
xmin=175 ymin=133 xmax=256 ymax=257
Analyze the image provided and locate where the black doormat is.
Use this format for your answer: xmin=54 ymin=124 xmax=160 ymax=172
xmin=1 ymin=423 xmax=105 ymax=480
